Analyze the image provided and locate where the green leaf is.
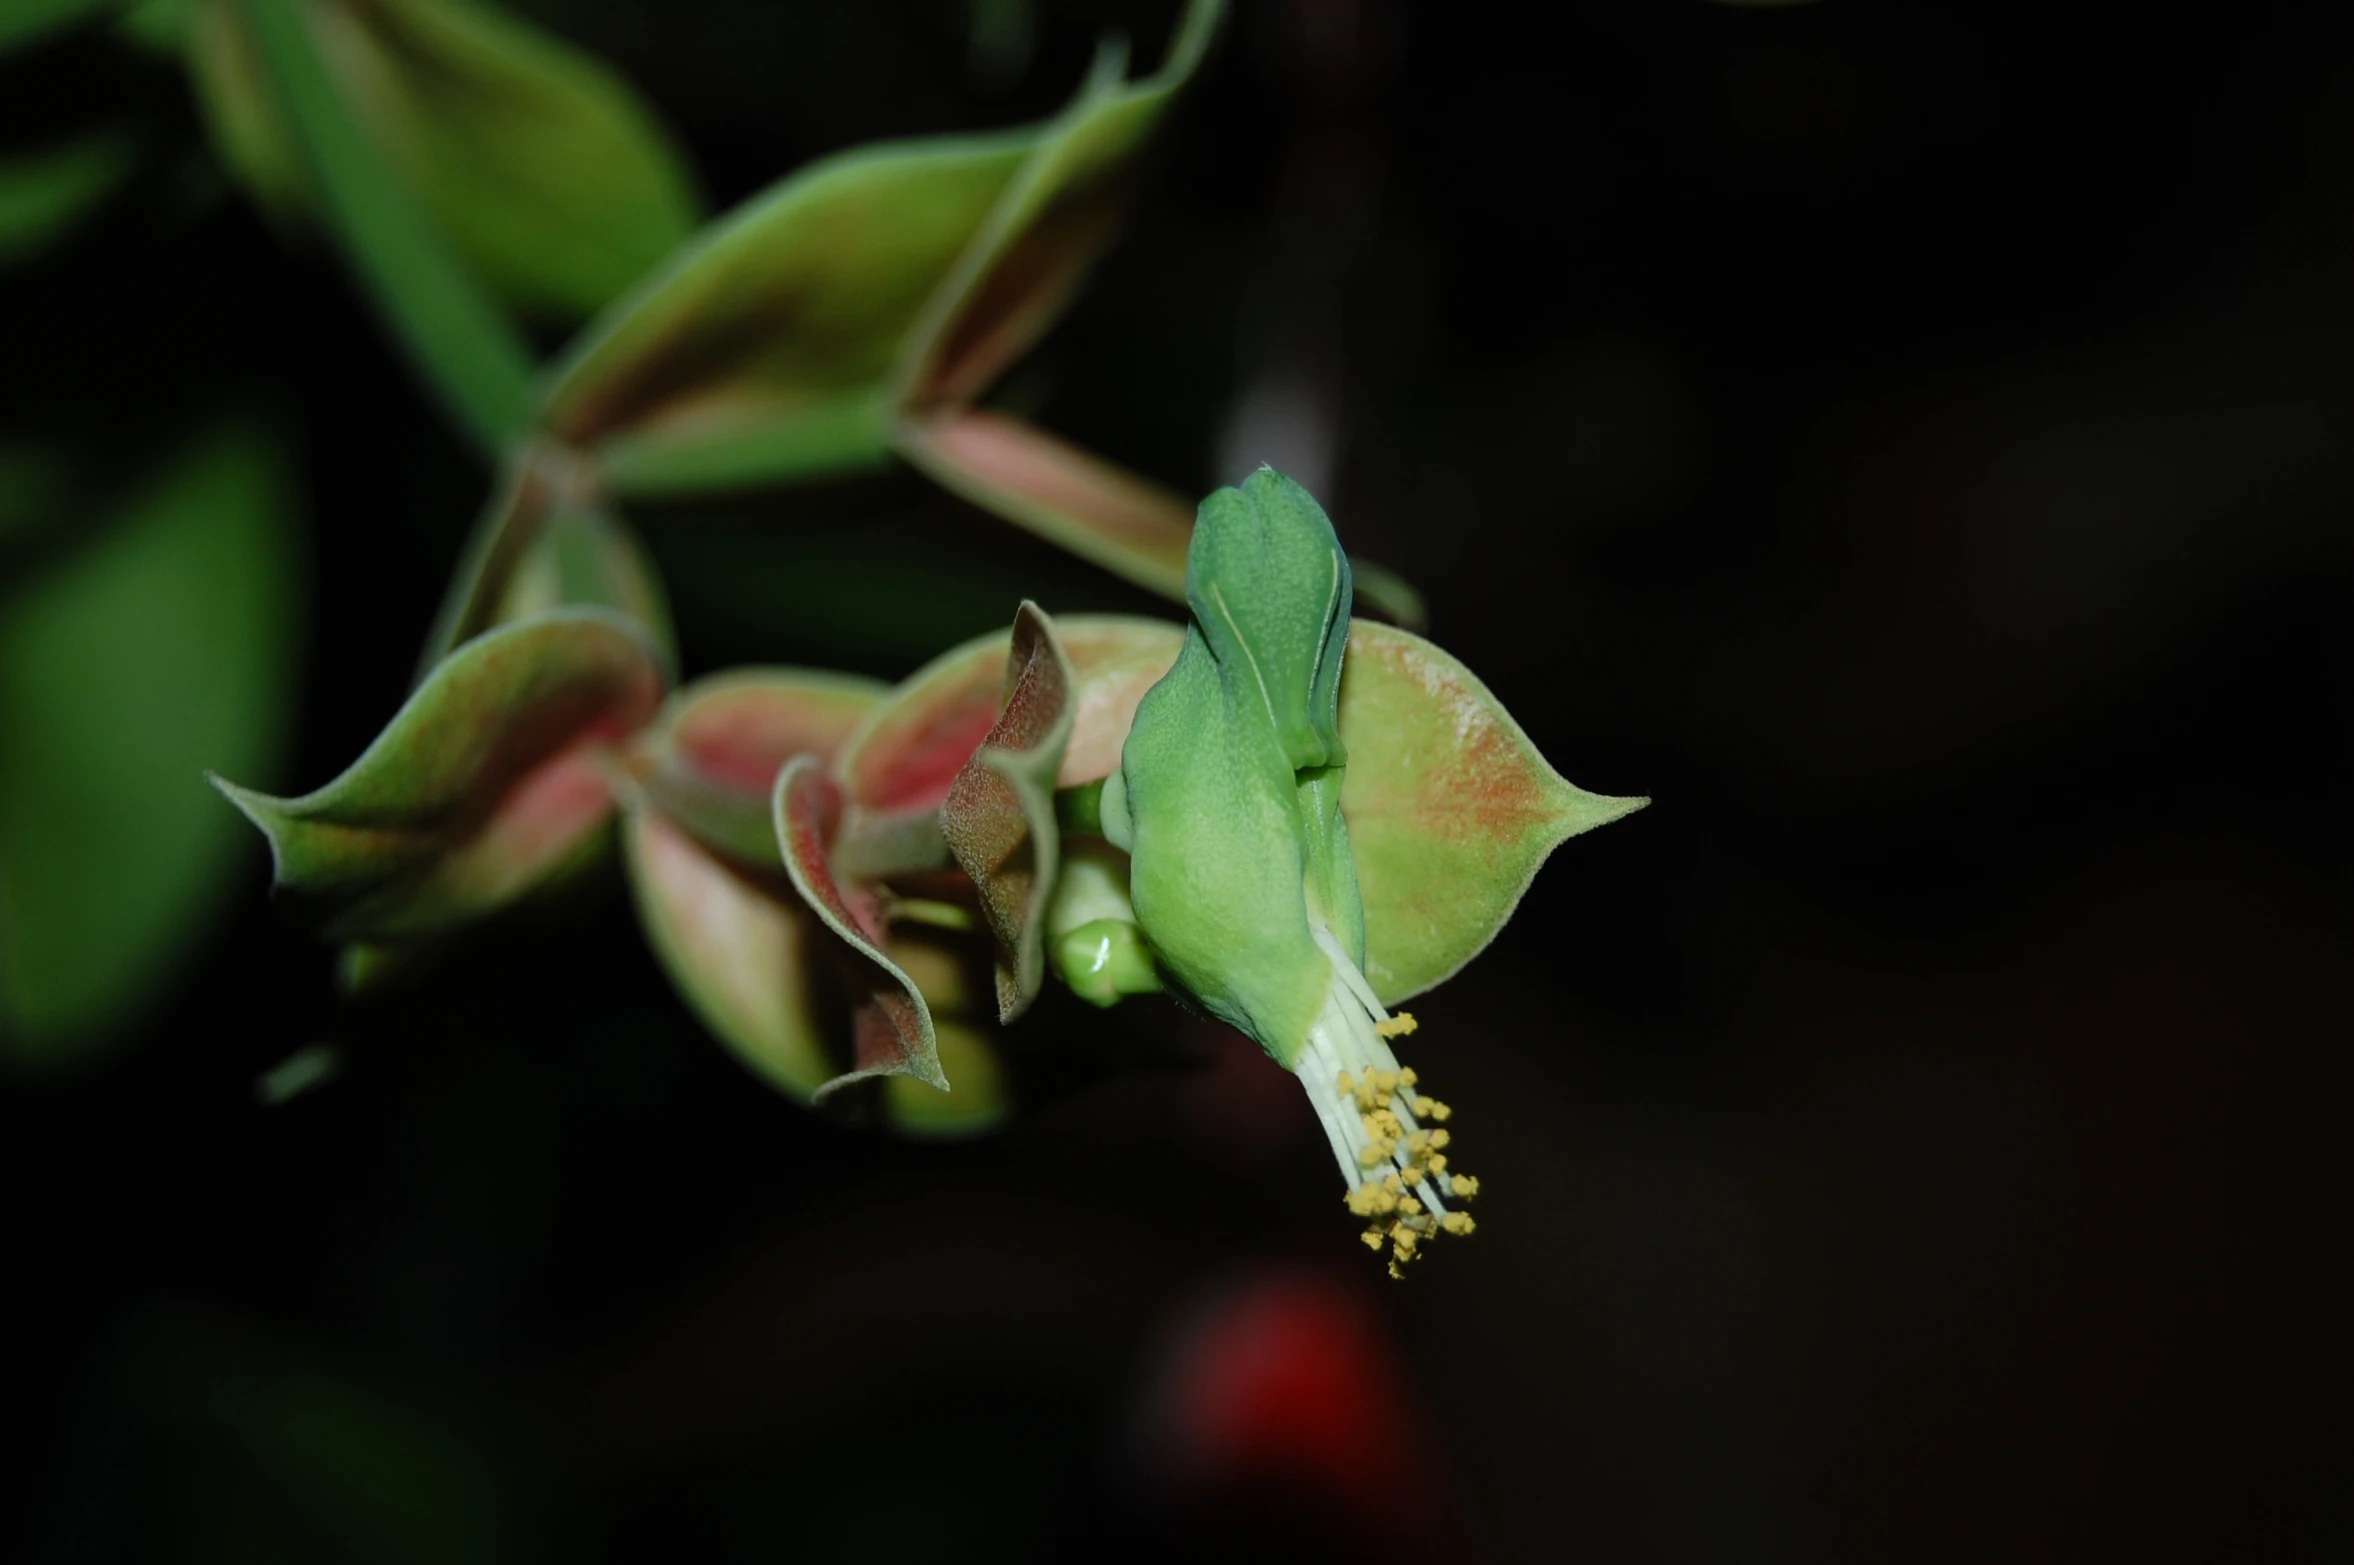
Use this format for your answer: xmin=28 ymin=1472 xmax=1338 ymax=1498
xmin=0 ymin=422 xmax=299 ymax=1068
xmin=192 ymin=0 xmax=700 ymax=319
xmin=213 ymin=0 xmax=539 ymax=453
xmin=417 ymin=443 xmax=672 ymax=678
xmin=0 ymin=128 xmax=142 ymax=266
xmin=941 ymin=602 xmax=1073 ymax=1021
xmin=772 ymin=754 xmax=946 ymax=1098
xmin=0 ymin=0 xmax=117 ymax=57
xmin=213 ymin=607 xmax=662 ymax=941
xmin=1338 ymin=620 xmax=1647 ymax=1005
xmin=315 ymin=0 xmax=698 ymax=319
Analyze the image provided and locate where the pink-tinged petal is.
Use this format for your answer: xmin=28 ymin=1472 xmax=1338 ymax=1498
xmin=1338 ymin=621 xmax=1647 ymax=1005
xmin=623 ymin=810 xmax=835 ymax=1102
xmin=665 ymin=668 xmax=884 ymax=789
xmin=213 ymin=609 xmax=663 ymax=941
xmin=941 ymin=603 xmax=1074 ymax=1020
xmin=833 ymin=613 xmax=1181 ymax=818
xmin=772 ymin=756 xmax=946 ymax=1098
xmin=636 ymin=668 xmax=887 ymax=868
xmin=897 ymin=409 xmax=1193 ymax=600
xmin=833 ymin=637 xmax=1009 ymax=818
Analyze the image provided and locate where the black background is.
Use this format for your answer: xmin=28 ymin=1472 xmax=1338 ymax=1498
xmin=4 ymin=2 xmax=2349 ymax=1560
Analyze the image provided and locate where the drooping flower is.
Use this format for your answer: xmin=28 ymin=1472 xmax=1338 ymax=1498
xmin=1073 ymin=469 xmax=1643 ymax=1271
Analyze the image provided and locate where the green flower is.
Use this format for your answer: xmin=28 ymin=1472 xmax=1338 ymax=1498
xmin=1098 ymin=469 xmax=1642 ymax=1272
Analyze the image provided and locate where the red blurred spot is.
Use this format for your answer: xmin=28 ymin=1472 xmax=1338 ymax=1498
xmin=1151 ymin=1273 xmax=1433 ymax=1531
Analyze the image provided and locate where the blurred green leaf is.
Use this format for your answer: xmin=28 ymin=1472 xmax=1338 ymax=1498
xmin=0 ymin=128 xmax=142 ymax=266
xmin=0 ymin=440 xmax=75 ymax=549
xmin=1338 ymin=621 xmax=1647 ymax=1006
xmin=0 ymin=421 xmax=299 ymax=1068
xmin=193 ymin=0 xmax=699 ymax=319
xmin=0 ymin=0 xmax=117 ymax=57
xmin=135 ymin=1316 xmax=524 ymax=1565
xmin=213 ymin=607 xmax=662 ymax=941
xmin=212 ymin=0 xmax=540 ymax=453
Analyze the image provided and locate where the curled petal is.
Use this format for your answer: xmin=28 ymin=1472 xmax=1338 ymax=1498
xmin=941 ymin=602 xmax=1074 ymax=1021
xmin=772 ymin=756 xmax=946 ymax=1098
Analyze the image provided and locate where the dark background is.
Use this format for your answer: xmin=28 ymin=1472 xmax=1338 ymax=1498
xmin=5 ymin=1 xmax=2350 ymax=1560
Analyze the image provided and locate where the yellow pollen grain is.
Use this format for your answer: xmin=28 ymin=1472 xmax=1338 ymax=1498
xmin=1427 ymin=1154 xmax=1448 ymax=1175
xmin=1397 ymin=1196 xmax=1424 ymax=1219
xmin=1429 ymin=1129 xmax=1450 ymax=1150
xmin=1399 ymin=1165 xmax=1424 ymax=1185
xmin=1442 ymin=1212 xmax=1476 ymax=1236
xmin=1449 ymin=1174 xmax=1479 ymax=1200
xmin=1376 ymin=1013 xmax=1419 ymax=1039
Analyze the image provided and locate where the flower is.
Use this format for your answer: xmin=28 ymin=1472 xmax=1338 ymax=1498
xmin=1103 ymin=469 xmax=1485 ymax=1272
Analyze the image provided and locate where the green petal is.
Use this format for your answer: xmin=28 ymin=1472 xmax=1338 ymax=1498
xmin=1339 ymin=621 xmax=1647 ymax=1005
xmin=213 ymin=608 xmax=662 ymax=941
xmin=1119 ymin=622 xmax=1329 ymax=1065
xmin=1184 ymin=468 xmax=1351 ymax=775
xmin=940 ymin=602 xmax=1073 ymax=1021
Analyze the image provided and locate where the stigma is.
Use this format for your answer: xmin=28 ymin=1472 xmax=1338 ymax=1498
xmin=1296 ymin=929 xmax=1479 ymax=1277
